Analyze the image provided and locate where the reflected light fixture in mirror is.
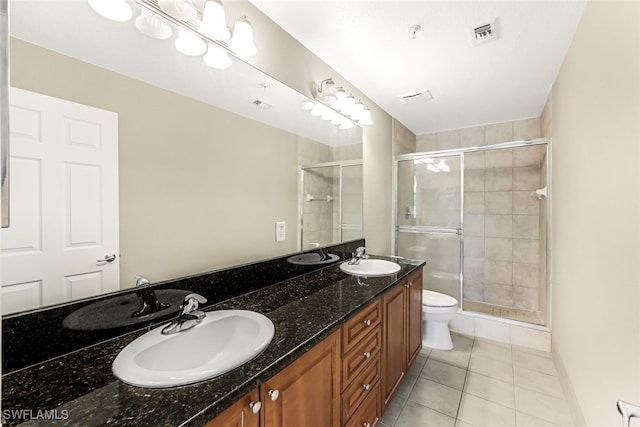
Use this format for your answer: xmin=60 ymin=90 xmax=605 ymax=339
xmin=175 ymin=28 xmax=207 ymax=56
xmin=158 ymin=0 xmax=197 ymax=21
xmin=228 ymin=17 xmax=258 ymax=57
xmin=135 ymin=8 xmax=172 ymax=39
xmin=199 ymin=0 xmax=231 ymax=41
xmin=204 ymin=43 xmax=232 ymax=69
xmin=88 ymin=0 xmax=133 ymax=22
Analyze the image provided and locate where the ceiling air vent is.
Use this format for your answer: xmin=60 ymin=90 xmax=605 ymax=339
xmin=252 ymin=99 xmax=272 ymax=109
xmin=398 ymin=90 xmax=433 ymax=105
xmin=471 ymin=18 xmax=500 ymax=45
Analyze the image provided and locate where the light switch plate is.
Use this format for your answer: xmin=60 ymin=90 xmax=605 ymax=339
xmin=275 ymin=221 xmax=286 ymax=242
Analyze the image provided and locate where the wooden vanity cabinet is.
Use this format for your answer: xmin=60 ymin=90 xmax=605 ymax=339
xmin=204 ymin=388 xmax=260 ymax=427
xmin=205 ymin=267 xmax=424 ymax=427
xmin=261 ymin=329 xmax=341 ymax=427
xmin=381 ymin=269 xmax=423 ymax=409
xmin=340 ymin=299 xmax=382 ymax=426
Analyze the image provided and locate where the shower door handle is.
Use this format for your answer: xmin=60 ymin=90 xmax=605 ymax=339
xmin=456 ymin=228 xmax=462 ymax=235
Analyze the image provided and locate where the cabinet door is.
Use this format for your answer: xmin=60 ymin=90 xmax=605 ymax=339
xmin=205 ymin=389 xmax=260 ymax=427
xmin=262 ymin=330 xmax=341 ymax=427
xmin=382 ymin=282 xmax=406 ymax=408
xmin=406 ymin=270 xmax=423 ymax=366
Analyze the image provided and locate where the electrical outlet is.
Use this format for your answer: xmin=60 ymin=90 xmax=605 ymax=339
xmin=275 ymin=221 xmax=286 ymax=242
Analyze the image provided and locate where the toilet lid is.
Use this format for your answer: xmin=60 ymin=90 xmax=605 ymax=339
xmin=422 ymin=290 xmax=458 ymax=307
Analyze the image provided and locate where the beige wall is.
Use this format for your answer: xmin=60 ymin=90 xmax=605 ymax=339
xmin=551 ymin=1 xmax=640 ymax=425
xmin=10 ymin=38 xmax=301 ymax=287
xmin=224 ymin=1 xmax=394 ymax=255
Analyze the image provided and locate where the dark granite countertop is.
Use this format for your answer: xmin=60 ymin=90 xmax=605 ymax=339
xmin=1 ymin=256 xmax=425 ymax=427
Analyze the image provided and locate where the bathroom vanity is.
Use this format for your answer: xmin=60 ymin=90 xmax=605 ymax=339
xmin=205 ymin=269 xmax=424 ymax=427
xmin=1 ymin=246 xmax=424 ymax=427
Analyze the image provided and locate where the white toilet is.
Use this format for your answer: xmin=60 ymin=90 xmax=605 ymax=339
xmin=422 ymin=290 xmax=458 ymax=350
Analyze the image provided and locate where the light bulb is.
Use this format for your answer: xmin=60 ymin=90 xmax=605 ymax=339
xmin=135 ymin=8 xmax=172 ymax=39
xmin=301 ymin=100 xmax=316 ymax=111
xmin=158 ymin=0 xmax=197 ymax=20
xmin=175 ymin=28 xmax=206 ymax=56
xmin=339 ymin=120 xmax=354 ymax=130
xmin=359 ymin=108 xmax=373 ymax=125
xmin=351 ymin=101 xmax=365 ymax=121
xmin=229 ymin=17 xmax=257 ymax=57
xmin=88 ymin=0 xmax=132 ymax=22
xmin=310 ymin=104 xmax=324 ymax=116
xmin=203 ymin=43 xmax=232 ymax=69
xmin=199 ymin=0 xmax=231 ymax=40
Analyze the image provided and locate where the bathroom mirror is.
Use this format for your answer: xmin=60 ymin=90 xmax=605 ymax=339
xmin=1 ymin=0 xmax=363 ymax=315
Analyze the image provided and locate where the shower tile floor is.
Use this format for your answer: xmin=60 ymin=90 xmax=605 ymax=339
xmin=463 ymin=300 xmax=545 ymax=325
xmin=380 ymin=333 xmax=574 ymax=427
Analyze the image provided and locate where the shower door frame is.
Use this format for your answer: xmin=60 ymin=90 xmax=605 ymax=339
xmin=299 ymin=159 xmax=363 ymax=251
xmin=393 ymin=137 xmax=551 ymax=327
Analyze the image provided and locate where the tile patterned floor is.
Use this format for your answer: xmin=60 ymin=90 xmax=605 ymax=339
xmin=463 ymin=300 xmax=545 ymax=325
xmin=379 ymin=333 xmax=574 ymax=427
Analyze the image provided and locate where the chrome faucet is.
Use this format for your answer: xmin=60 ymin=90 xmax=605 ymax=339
xmin=161 ymin=293 xmax=208 ymax=335
xmin=348 ymin=246 xmax=368 ymax=265
xmin=132 ymin=275 xmax=170 ymax=318
xmin=617 ymin=400 xmax=640 ymax=427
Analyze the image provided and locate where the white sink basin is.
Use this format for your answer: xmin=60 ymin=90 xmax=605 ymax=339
xmin=112 ymin=310 xmax=274 ymax=388
xmin=287 ymin=253 xmax=339 ymax=265
xmin=340 ymin=259 xmax=401 ymax=277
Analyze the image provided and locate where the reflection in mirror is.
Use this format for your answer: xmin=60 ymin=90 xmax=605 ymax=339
xmin=300 ymin=161 xmax=363 ymax=250
xmin=2 ymin=0 xmax=362 ymax=315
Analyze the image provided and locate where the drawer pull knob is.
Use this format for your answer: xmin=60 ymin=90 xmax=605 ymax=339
xmin=364 ymin=423 xmax=371 ymax=427
xmin=405 ymin=282 xmax=410 ymax=288
xmin=363 ymin=383 xmax=370 ymax=391
xmin=268 ymin=389 xmax=280 ymax=401
xmin=363 ymin=319 xmax=371 ymax=326
xmin=363 ymin=351 xmax=371 ymax=359
xmin=248 ymin=401 xmax=261 ymax=414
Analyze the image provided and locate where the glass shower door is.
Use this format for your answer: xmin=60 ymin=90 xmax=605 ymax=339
xmin=396 ymin=155 xmax=463 ymax=303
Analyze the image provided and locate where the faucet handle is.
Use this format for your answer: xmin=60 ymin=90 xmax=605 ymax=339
xmin=135 ymin=275 xmax=150 ymax=287
xmin=180 ymin=293 xmax=207 ymax=314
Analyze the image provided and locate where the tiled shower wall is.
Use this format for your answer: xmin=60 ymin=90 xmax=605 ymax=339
xmin=463 ymin=145 xmax=546 ymax=312
xmin=414 ymin=118 xmax=546 ymax=315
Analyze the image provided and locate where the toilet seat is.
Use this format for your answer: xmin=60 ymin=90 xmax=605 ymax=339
xmin=422 ymin=290 xmax=457 ymax=307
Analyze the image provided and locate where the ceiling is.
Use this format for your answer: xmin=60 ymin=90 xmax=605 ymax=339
xmin=250 ymin=0 xmax=587 ymax=135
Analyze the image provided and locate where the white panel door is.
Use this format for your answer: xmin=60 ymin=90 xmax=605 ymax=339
xmin=1 ymin=88 xmax=119 ymax=314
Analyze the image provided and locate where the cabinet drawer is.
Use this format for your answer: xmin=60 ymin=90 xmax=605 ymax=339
xmin=344 ymin=381 xmax=381 ymax=427
xmin=342 ymin=326 xmax=381 ymax=389
xmin=342 ymin=299 xmax=381 ymax=355
xmin=342 ymin=356 xmax=380 ymax=425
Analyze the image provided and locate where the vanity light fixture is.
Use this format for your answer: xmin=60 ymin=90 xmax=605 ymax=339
xmin=228 ymin=17 xmax=257 ymax=57
xmin=203 ymin=43 xmax=232 ymax=69
xmin=359 ymin=108 xmax=373 ymax=126
xmin=158 ymin=0 xmax=197 ymax=21
xmin=313 ymin=78 xmax=338 ymax=104
xmin=199 ymin=0 xmax=231 ymax=41
xmin=175 ymin=28 xmax=207 ymax=56
xmin=308 ymin=78 xmax=374 ymax=128
xmin=135 ymin=8 xmax=172 ymax=39
xmin=88 ymin=0 xmax=132 ymax=22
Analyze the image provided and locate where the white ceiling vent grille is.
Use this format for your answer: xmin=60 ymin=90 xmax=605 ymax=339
xmin=471 ymin=18 xmax=500 ymax=45
xmin=398 ymin=90 xmax=433 ymax=105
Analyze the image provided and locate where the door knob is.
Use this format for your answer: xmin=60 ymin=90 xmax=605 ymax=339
xmin=97 ymin=254 xmax=116 ymax=263
xmin=268 ymin=389 xmax=280 ymax=401
xmin=248 ymin=401 xmax=261 ymax=414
